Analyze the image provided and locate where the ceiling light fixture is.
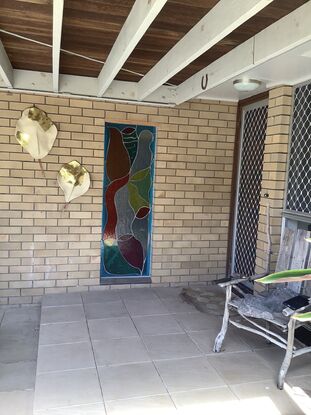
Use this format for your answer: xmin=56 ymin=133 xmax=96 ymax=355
xmin=233 ymin=78 xmax=262 ymax=92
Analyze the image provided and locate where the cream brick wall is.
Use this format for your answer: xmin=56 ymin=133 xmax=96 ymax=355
xmin=0 ymin=91 xmax=237 ymax=304
xmin=256 ymin=86 xmax=293 ymax=273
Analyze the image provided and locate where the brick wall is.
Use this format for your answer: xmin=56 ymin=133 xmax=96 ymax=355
xmin=255 ymin=86 xmax=293 ymax=273
xmin=0 ymin=91 xmax=237 ymax=304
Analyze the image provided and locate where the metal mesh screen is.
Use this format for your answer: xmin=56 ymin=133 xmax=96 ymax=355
xmin=234 ymin=105 xmax=268 ymax=277
xmin=286 ymin=83 xmax=311 ymax=214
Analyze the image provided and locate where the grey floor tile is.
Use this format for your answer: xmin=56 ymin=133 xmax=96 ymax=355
xmin=155 ymin=356 xmax=225 ymax=392
xmin=0 ymin=390 xmax=34 ymax=415
xmin=159 ymin=297 xmax=197 ymax=313
xmin=287 ymin=375 xmax=311 ymax=414
xmin=42 ymin=293 xmax=82 ymax=308
xmin=82 ymin=290 xmax=120 ymax=304
xmin=173 ymin=311 xmax=222 ymax=331
xmin=152 ymin=287 xmax=183 ymax=299
xmin=105 ymin=394 xmax=176 ymax=415
xmin=98 ymin=362 xmax=166 ymax=400
xmin=1 ymin=306 xmax=41 ymax=325
xmin=231 ymin=379 xmax=305 ymax=415
xmin=39 ymin=321 xmax=89 ymax=346
xmin=255 ymin=347 xmax=311 ymax=378
xmin=142 ymin=333 xmax=201 ymax=360
xmin=34 ymin=403 xmax=106 ymax=415
xmin=133 ymin=314 xmax=184 ymax=336
xmin=288 ymin=374 xmax=311 ymax=398
xmin=40 ymin=305 xmax=85 ymax=324
xmin=0 ymin=322 xmax=39 ymax=363
xmin=84 ymin=301 xmax=127 ymax=320
xmin=93 ymin=337 xmax=151 ymax=366
xmin=37 ymin=342 xmax=95 ymax=374
xmin=207 ymin=350 xmax=273 ymax=385
xmin=88 ymin=316 xmax=138 ymax=340
xmin=188 ymin=327 xmax=251 ymax=354
xmin=0 ymin=361 xmax=37 ymax=392
xmin=0 ymin=309 xmax=4 ymax=323
xmin=124 ymin=298 xmax=169 ymax=316
xmin=118 ymin=288 xmax=158 ymax=301
xmin=170 ymin=386 xmax=240 ymax=415
xmin=34 ymin=368 xmax=103 ymax=411
xmin=239 ymin=328 xmax=278 ymax=350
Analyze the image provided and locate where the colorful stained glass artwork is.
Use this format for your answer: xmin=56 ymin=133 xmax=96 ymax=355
xmin=100 ymin=123 xmax=156 ymax=280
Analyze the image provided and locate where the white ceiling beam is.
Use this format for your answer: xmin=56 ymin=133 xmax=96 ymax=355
xmin=175 ymin=0 xmax=311 ymax=105
xmin=52 ymin=0 xmax=64 ymax=92
xmin=137 ymin=0 xmax=273 ymax=101
xmin=0 ymin=40 xmax=13 ymax=88
xmin=0 ymin=70 xmax=176 ymax=105
xmin=97 ymin=0 xmax=167 ymax=97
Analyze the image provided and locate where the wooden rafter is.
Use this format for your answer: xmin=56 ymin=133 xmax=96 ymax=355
xmin=137 ymin=0 xmax=274 ymax=100
xmin=175 ymin=1 xmax=311 ymax=105
xmin=2 ymin=70 xmax=176 ymax=106
xmin=97 ymin=0 xmax=167 ymax=97
xmin=52 ymin=0 xmax=64 ymax=92
xmin=0 ymin=39 xmax=13 ymax=88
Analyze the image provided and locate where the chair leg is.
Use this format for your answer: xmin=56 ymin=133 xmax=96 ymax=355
xmin=265 ymin=321 xmax=272 ymax=344
xmin=277 ymin=317 xmax=296 ymax=390
xmin=213 ymin=285 xmax=232 ymax=353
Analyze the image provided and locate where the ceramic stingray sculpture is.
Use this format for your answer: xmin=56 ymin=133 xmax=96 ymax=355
xmin=15 ymin=106 xmax=57 ymax=160
xmin=57 ymin=160 xmax=90 ymax=203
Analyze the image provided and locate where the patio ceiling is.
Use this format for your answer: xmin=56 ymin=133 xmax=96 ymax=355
xmin=0 ymin=0 xmax=310 ymax=105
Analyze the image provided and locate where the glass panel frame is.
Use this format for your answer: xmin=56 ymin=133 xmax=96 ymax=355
xmin=100 ymin=122 xmax=156 ymax=282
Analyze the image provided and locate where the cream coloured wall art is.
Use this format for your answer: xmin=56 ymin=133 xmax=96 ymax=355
xmin=57 ymin=160 xmax=90 ymax=203
xmin=15 ymin=106 xmax=57 ymax=159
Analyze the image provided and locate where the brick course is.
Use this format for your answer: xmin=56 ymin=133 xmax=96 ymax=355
xmin=255 ymin=86 xmax=293 ymax=274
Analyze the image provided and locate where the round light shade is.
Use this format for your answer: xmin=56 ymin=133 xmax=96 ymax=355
xmin=233 ymin=79 xmax=262 ymax=92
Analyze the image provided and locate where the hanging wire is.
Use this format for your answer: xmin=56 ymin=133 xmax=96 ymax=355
xmin=0 ymin=28 xmax=175 ymax=87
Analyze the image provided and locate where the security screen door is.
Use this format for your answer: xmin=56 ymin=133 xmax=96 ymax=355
xmin=232 ymin=100 xmax=268 ymax=277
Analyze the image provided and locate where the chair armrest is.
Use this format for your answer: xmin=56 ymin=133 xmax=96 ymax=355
xmin=283 ymin=302 xmax=311 ymax=317
xmin=217 ymin=277 xmax=248 ymax=288
xmin=217 ymin=272 xmax=268 ymax=288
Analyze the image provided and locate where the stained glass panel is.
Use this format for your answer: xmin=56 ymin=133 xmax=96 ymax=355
xmin=100 ymin=122 xmax=156 ymax=281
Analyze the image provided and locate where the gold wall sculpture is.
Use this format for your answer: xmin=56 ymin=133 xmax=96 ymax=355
xmin=57 ymin=160 xmax=91 ymax=203
xmin=15 ymin=106 xmax=57 ymax=159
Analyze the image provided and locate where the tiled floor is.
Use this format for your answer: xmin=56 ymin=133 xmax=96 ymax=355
xmin=0 ymin=304 xmax=40 ymax=415
xmin=1 ymin=287 xmax=311 ymax=414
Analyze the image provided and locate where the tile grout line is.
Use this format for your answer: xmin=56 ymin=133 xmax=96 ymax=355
xmin=40 ymin=334 xmax=140 ymax=347
xmin=33 ymin=401 xmax=105 ymax=414
xmin=37 ymin=365 xmax=97 ymax=376
xmin=103 ymin=384 xmax=231 ymax=403
xmin=39 ymin=339 xmax=90 ymax=347
xmin=122 ymin=296 xmax=179 ymax=411
xmin=81 ymin=296 xmax=108 ymax=415
xmin=33 ymin=301 xmax=44 ymax=414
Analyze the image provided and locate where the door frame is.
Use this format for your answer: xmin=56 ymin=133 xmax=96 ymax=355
xmin=226 ymin=91 xmax=269 ymax=276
